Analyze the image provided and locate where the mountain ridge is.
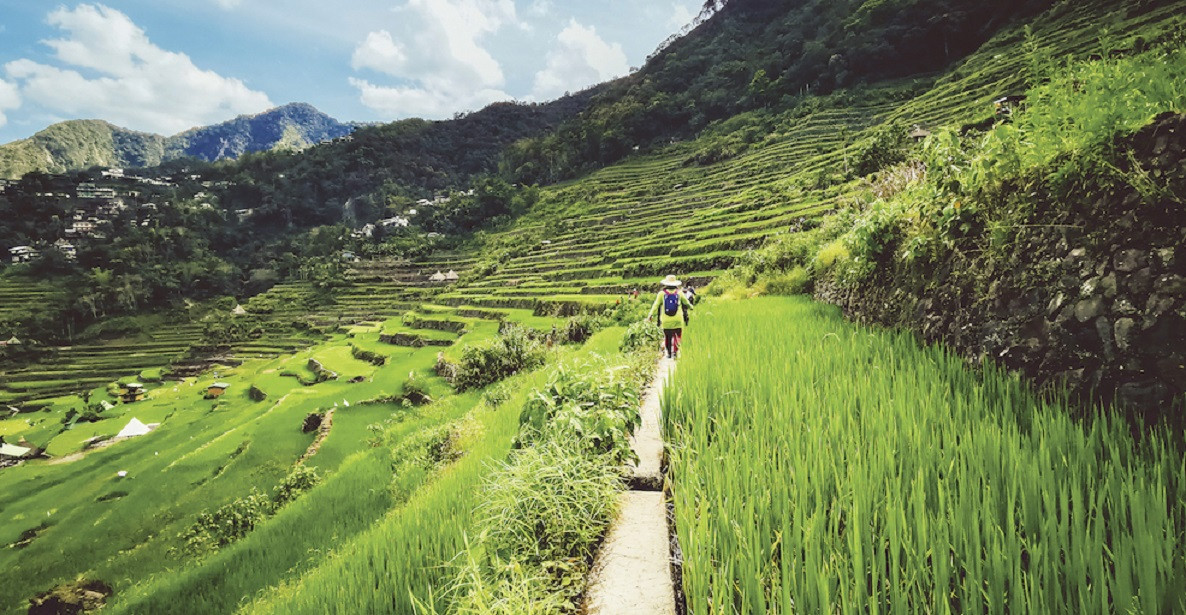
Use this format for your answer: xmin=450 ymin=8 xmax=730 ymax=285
xmin=0 ymin=102 xmax=357 ymax=179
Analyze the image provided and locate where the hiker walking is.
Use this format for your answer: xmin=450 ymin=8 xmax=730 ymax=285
xmin=649 ymin=274 xmax=692 ymax=359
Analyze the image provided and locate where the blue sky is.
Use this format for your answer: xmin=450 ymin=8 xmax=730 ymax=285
xmin=0 ymin=1 xmax=705 ymax=143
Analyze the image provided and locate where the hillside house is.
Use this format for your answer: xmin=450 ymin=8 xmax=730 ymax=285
xmin=429 ymin=271 xmax=446 ymax=282
xmin=53 ymin=239 xmax=77 ymax=261
xmin=205 ymin=382 xmax=230 ymax=398
xmin=0 ymin=337 xmax=22 ymax=347
xmin=101 ymin=168 xmax=125 ymax=178
xmin=378 ymin=216 xmax=410 ymax=228
xmin=66 ymin=219 xmax=97 ymax=237
xmin=77 ymin=183 xmax=117 ymax=200
xmin=119 ymin=383 xmax=146 ymax=403
xmin=0 ymin=443 xmax=32 ymax=460
xmin=909 ymin=126 xmax=932 ymax=142
xmin=9 ymin=246 xmax=39 ymax=263
xmin=444 ymin=270 xmax=459 ymax=281
xmin=352 ymin=223 xmax=375 ymax=239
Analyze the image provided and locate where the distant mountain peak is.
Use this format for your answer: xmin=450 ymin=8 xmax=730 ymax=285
xmin=0 ymin=103 xmax=355 ymax=178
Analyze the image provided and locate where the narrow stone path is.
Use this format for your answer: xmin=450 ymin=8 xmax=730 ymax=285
xmin=584 ymin=356 xmax=676 ymax=615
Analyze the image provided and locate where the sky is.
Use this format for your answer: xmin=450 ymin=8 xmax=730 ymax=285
xmin=0 ymin=0 xmax=704 ymax=143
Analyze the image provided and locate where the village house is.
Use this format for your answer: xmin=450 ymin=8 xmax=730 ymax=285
xmin=205 ymin=382 xmax=230 ymax=399
xmin=77 ymin=183 xmax=117 ymax=200
xmin=53 ymin=239 xmax=77 ymax=261
xmin=444 ymin=270 xmax=459 ymax=281
xmin=119 ymin=383 xmax=146 ymax=403
xmin=378 ymin=216 xmax=410 ymax=228
xmin=352 ymin=223 xmax=376 ymax=239
xmin=9 ymin=246 xmax=39 ymax=263
xmin=0 ymin=442 xmax=33 ymax=461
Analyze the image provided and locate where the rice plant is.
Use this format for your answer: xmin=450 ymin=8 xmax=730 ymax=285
xmin=665 ymin=297 xmax=1185 ymax=614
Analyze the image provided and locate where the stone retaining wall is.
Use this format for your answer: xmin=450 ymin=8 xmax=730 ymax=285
xmin=816 ymin=113 xmax=1186 ymax=423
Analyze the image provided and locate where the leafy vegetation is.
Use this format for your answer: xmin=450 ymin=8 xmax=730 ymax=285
xmin=449 ymin=324 xmax=548 ymax=391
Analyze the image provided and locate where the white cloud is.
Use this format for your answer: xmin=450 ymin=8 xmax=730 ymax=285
xmin=0 ymin=79 xmax=20 ymax=128
xmin=214 ymin=0 xmax=242 ymax=8
xmin=349 ymin=0 xmax=518 ymax=118
xmin=3 ymin=4 xmax=271 ymax=135
xmin=668 ymin=2 xmax=697 ymax=31
xmin=528 ymin=0 xmax=552 ymax=17
xmin=351 ymin=30 xmax=407 ymax=76
xmin=531 ymin=19 xmax=628 ymax=100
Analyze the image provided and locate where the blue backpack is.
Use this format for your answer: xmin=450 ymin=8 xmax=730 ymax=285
xmin=663 ymin=290 xmax=680 ymax=317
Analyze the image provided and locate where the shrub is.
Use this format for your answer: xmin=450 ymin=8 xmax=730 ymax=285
xmin=759 ymin=266 xmax=812 ymax=295
xmin=558 ymin=314 xmax=606 ymax=344
xmin=400 ymin=374 xmax=432 ymax=406
xmin=813 ymin=239 xmax=850 ymax=273
xmin=178 ymin=490 xmax=273 ymax=555
xmin=176 ymin=466 xmax=322 ymax=556
xmin=852 ymin=122 xmax=909 ymax=177
xmin=515 ymin=363 xmax=640 ymax=465
xmin=453 ymin=325 xmax=547 ymax=391
xmin=272 ymin=465 xmax=321 ymax=507
xmin=620 ymin=320 xmax=662 ymax=352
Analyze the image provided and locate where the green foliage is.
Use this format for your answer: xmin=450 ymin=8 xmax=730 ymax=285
xmin=270 ymin=464 xmax=321 ymax=508
xmin=515 ymin=362 xmax=641 ymax=465
xmin=177 ymin=490 xmax=274 ymax=556
xmin=432 ymin=346 xmax=646 ymax=614
xmin=757 ymin=266 xmax=811 ymax=295
xmin=175 ymin=465 xmax=322 ymax=557
xmin=621 ymin=319 xmax=662 ymax=352
xmin=557 ymin=313 xmax=606 ymax=344
xmin=401 ymin=373 xmax=433 ymax=406
xmin=453 ymin=325 xmax=548 ymax=391
xmin=851 ymin=122 xmax=910 ymax=177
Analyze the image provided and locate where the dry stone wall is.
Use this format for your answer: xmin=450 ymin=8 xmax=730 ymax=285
xmin=817 ymin=113 xmax=1186 ymax=424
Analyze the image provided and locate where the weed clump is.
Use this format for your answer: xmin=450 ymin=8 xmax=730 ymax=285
xmin=452 ymin=325 xmax=547 ymax=391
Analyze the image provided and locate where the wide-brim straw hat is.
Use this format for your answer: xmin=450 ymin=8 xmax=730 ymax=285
xmin=660 ymin=274 xmax=682 ymax=287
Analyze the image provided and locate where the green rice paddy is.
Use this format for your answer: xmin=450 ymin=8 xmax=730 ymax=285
xmin=665 ymin=297 xmax=1185 ymax=614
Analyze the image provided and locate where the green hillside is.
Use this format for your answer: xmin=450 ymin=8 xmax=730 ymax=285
xmin=1 ymin=0 xmax=1184 ymax=613
xmin=0 ymin=103 xmax=353 ymax=179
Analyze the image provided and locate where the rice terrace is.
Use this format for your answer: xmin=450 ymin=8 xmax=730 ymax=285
xmin=0 ymin=0 xmax=1184 ymax=613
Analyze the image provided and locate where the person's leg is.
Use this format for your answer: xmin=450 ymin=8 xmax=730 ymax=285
xmin=672 ymin=328 xmax=682 ymax=358
xmin=664 ymin=329 xmax=676 ymax=358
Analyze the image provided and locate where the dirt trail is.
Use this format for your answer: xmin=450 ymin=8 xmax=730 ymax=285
xmin=584 ymin=356 xmax=677 ymax=615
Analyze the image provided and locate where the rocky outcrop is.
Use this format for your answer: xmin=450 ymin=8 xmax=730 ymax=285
xmin=817 ymin=113 xmax=1186 ymax=424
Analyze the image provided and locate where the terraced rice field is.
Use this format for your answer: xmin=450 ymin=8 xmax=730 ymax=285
xmin=665 ymin=297 xmax=1185 ymax=614
xmin=2 ymin=2 xmax=1183 ymax=613
xmin=0 ymin=278 xmax=64 ymax=323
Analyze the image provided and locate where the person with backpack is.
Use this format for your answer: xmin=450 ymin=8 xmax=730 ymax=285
xmin=649 ymin=274 xmax=692 ymax=359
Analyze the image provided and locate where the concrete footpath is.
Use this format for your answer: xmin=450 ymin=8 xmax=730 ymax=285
xmin=584 ymin=356 xmax=676 ymax=615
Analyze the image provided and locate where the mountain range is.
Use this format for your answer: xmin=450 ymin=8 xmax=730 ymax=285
xmin=0 ymin=102 xmax=356 ymax=179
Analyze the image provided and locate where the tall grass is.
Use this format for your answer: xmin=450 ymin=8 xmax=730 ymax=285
xmin=665 ymin=297 xmax=1185 ymax=614
xmin=236 ymin=328 xmax=627 ymax=614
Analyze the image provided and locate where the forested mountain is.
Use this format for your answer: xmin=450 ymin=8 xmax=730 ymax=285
xmin=501 ymin=0 xmax=1070 ymax=183
xmin=0 ymin=103 xmax=355 ymax=179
